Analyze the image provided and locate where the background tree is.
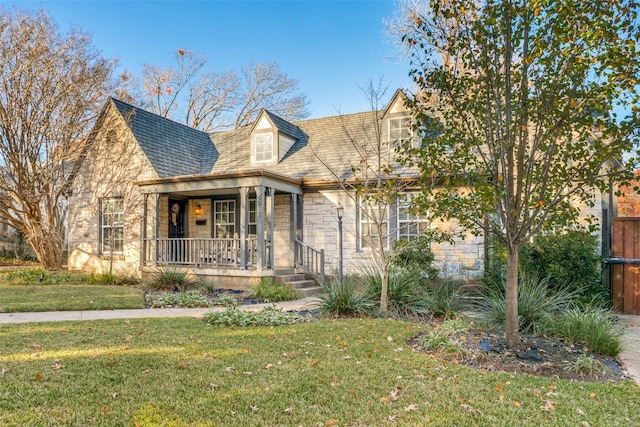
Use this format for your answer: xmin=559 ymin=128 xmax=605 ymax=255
xmin=397 ymin=0 xmax=639 ymax=346
xmin=618 ymin=170 xmax=640 ymax=217
xmin=141 ymin=50 xmax=309 ymax=131
xmin=0 ymin=7 xmax=124 ymax=269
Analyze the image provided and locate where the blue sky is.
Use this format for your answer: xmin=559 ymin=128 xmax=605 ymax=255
xmin=3 ymin=0 xmax=411 ymax=119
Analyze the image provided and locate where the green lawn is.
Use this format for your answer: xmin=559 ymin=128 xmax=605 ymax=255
xmin=0 ymin=268 xmax=145 ymax=312
xmin=0 ymin=284 xmax=145 ymax=312
xmin=0 ymin=317 xmax=638 ymax=426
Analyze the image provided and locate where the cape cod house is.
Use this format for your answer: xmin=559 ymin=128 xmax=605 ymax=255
xmin=66 ymin=90 xmax=608 ymax=290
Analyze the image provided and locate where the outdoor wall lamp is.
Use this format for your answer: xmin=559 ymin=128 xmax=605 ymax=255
xmin=194 ymin=204 xmax=203 ymax=216
xmin=336 ymin=201 xmax=344 ymax=284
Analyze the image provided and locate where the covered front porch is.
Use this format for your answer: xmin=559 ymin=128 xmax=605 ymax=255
xmin=136 ymin=171 xmax=324 ymax=287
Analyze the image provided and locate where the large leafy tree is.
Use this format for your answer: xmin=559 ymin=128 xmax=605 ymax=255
xmin=398 ymin=0 xmax=639 ymax=346
xmin=142 ymin=50 xmax=309 ymax=131
xmin=0 ymin=7 xmax=123 ymax=269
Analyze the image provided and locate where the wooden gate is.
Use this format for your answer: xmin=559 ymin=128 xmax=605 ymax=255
xmin=611 ymin=218 xmax=640 ymax=314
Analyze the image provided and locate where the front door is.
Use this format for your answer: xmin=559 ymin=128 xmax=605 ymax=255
xmin=169 ymin=200 xmax=185 ymax=238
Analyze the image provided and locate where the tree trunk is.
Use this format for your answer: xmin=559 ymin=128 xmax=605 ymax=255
xmin=379 ymin=262 xmax=389 ymax=312
xmin=505 ymin=245 xmax=520 ymax=347
xmin=29 ymin=231 xmax=62 ymax=270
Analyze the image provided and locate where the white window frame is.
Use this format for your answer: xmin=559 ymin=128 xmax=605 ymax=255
xmin=397 ymin=193 xmax=429 ymax=242
xmin=214 ymin=200 xmax=236 ymax=238
xmin=100 ymin=197 xmax=124 ymax=254
xmin=389 ymin=116 xmax=411 ymax=148
xmin=254 ymin=132 xmax=273 ymax=163
xmin=248 ymin=197 xmax=257 ymax=236
xmin=359 ymin=197 xmax=389 ymax=250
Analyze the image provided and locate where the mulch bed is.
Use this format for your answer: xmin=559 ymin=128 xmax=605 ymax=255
xmin=408 ymin=319 xmax=629 ymax=382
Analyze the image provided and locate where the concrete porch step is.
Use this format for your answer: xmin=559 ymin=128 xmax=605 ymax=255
xmin=296 ymin=286 xmax=323 ymax=298
xmin=286 ymin=279 xmax=318 ymax=289
xmin=274 ymin=268 xmax=296 ymax=276
xmin=276 ymin=274 xmax=305 ymax=283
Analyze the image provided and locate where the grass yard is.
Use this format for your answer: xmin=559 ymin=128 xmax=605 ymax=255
xmin=0 ymin=284 xmax=145 ymax=312
xmin=0 ymin=268 xmax=145 ymax=312
xmin=0 ymin=317 xmax=639 ymax=426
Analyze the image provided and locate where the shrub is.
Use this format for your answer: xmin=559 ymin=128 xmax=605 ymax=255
xmin=520 ymin=230 xmax=605 ymax=303
xmin=565 ymin=355 xmax=609 ymax=378
xmin=88 ymin=272 xmax=116 ymax=285
xmin=249 ymin=278 xmax=300 ymax=301
xmin=215 ymin=294 xmax=239 ymax=308
xmin=316 ymin=278 xmax=372 ymax=316
xmin=203 ymin=304 xmax=306 ymax=327
xmin=392 ymin=236 xmax=439 ymax=282
xmin=475 ymin=274 xmax=577 ymax=334
xmin=148 ymin=267 xmax=193 ymax=291
xmin=359 ymin=262 xmax=430 ymax=317
xmin=150 ymin=290 xmax=213 ymax=308
xmin=425 ymin=280 xmax=466 ymax=319
xmin=0 ymin=268 xmax=88 ymax=285
xmin=544 ymin=305 xmax=624 ymax=356
xmin=418 ymin=319 xmax=469 ymax=356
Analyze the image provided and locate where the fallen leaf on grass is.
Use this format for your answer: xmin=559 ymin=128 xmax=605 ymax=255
xmin=460 ymin=404 xmax=481 ymax=415
xmin=405 ymin=403 xmax=419 ymax=412
xmin=513 ymin=401 xmax=522 ymax=407
xmin=34 ymin=372 xmax=42 ymax=381
xmin=51 ymin=363 xmax=64 ymax=371
xmin=283 ymin=407 xmax=293 ymax=414
xmin=209 ymin=383 xmax=219 ymax=390
xmin=264 ymin=363 xmax=274 ymax=370
xmin=389 ymin=386 xmax=403 ymax=401
xmin=540 ymin=400 xmax=555 ymax=411
xmin=244 ymin=372 xmax=253 ymax=376
xmin=1 ymin=368 xmax=8 ymax=374
xmin=224 ymin=366 xmax=235 ymax=372
xmin=589 ymin=392 xmax=596 ymax=398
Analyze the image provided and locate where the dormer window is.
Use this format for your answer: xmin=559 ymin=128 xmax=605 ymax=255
xmin=389 ymin=116 xmax=411 ymax=146
xmin=254 ymin=132 xmax=273 ymax=163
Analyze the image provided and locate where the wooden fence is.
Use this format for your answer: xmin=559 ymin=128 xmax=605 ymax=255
xmin=610 ymin=218 xmax=640 ymax=315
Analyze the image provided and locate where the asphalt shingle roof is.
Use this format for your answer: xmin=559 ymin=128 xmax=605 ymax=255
xmin=111 ymin=98 xmax=218 ymax=178
xmin=109 ymin=98 xmax=415 ymax=184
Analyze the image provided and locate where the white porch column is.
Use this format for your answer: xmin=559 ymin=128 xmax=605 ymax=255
xmin=266 ymin=187 xmax=275 ymax=269
xmin=255 ymin=185 xmax=265 ymax=271
xmin=239 ymin=187 xmax=249 ymax=270
xmin=290 ymin=193 xmax=298 ymax=267
xmin=153 ymin=193 xmax=160 ymax=267
xmin=140 ymin=194 xmax=148 ymax=268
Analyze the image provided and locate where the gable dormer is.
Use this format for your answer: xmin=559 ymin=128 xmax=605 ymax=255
xmin=383 ymin=89 xmax=412 ymax=149
xmin=249 ymin=110 xmax=299 ymax=165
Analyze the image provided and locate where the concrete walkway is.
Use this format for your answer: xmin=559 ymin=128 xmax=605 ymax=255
xmin=1 ymin=300 xmax=639 ymax=385
xmin=0 ymin=297 xmax=319 ymax=324
xmin=618 ymin=315 xmax=640 ymax=384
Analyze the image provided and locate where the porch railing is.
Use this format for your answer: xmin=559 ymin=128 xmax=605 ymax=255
xmin=144 ymin=237 xmax=260 ymax=268
xmin=294 ymin=239 xmax=325 ymax=285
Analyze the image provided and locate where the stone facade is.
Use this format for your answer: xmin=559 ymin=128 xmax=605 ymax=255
xmin=67 ymin=102 xmax=154 ymax=276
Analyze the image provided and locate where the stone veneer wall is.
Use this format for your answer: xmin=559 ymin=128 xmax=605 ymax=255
xmin=300 ymin=190 xmax=486 ymax=280
xmin=297 ymin=189 xmax=600 ymax=281
xmin=273 ymin=194 xmax=292 ymax=268
xmin=67 ymin=104 xmax=156 ymax=276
